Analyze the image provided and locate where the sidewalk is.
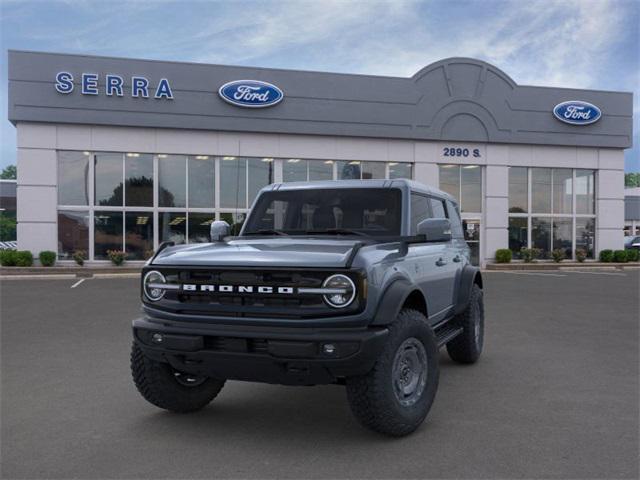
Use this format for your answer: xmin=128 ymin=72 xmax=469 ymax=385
xmin=486 ymin=262 xmax=640 ymax=271
xmin=0 ymin=264 xmax=143 ymax=278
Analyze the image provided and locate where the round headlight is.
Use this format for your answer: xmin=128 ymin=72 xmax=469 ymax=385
xmin=143 ymin=270 xmax=166 ymax=302
xmin=322 ymin=274 xmax=356 ymax=308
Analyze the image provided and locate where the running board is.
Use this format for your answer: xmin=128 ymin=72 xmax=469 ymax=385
xmin=435 ymin=325 xmax=464 ymax=348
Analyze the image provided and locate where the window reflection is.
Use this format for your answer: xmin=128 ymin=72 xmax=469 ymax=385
xmin=125 ymin=153 xmax=153 ymax=207
xmin=188 ymin=156 xmax=215 ymax=208
xmin=188 ymin=213 xmax=215 ymax=243
xmin=552 ymin=217 xmax=572 ymax=258
xmin=159 ymin=212 xmax=186 ymax=244
xmin=508 ymin=217 xmax=527 ymax=258
xmin=508 ymin=167 xmax=528 ymax=213
xmin=309 ymin=160 xmax=333 ymax=180
xmin=94 ymin=211 xmax=123 ymax=259
xmin=438 ymin=165 xmax=459 ymax=201
xmin=461 ymin=165 xmax=481 ymax=212
xmin=58 ymin=210 xmax=89 ymax=259
xmin=552 ymin=169 xmax=572 ymax=214
xmin=576 ymin=218 xmax=595 ymax=258
xmin=158 ymin=155 xmax=186 ymax=207
xmin=531 ymin=217 xmax=551 ymax=259
xmin=361 ymin=161 xmax=385 ymax=179
xmin=338 ymin=161 xmax=361 ymax=179
xmin=220 ymin=157 xmax=247 ymax=208
xmin=58 ymin=151 xmax=90 ymax=205
xmin=388 ymin=162 xmax=412 ymax=179
xmin=95 ymin=153 xmax=123 ymax=206
xmin=125 ymin=212 xmax=154 ymax=260
xmin=531 ymin=168 xmax=552 ymax=213
xmin=575 ymin=170 xmax=595 ymax=214
xmin=248 ymin=158 xmax=274 ymax=204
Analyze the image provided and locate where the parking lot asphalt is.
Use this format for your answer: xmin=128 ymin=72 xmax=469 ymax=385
xmin=1 ymin=271 xmax=639 ymax=479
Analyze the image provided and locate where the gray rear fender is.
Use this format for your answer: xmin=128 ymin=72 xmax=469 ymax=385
xmin=371 ymin=278 xmax=428 ymax=326
xmin=454 ymin=265 xmax=483 ymax=315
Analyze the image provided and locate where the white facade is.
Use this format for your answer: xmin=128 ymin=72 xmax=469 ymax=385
xmin=16 ymin=122 xmax=625 ymax=266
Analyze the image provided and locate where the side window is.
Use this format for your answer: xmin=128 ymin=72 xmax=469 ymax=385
xmin=410 ymin=193 xmax=431 ymax=234
xmin=446 ymin=200 xmax=464 ymax=239
xmin=430 ymin=198 xmax=447 ymax=219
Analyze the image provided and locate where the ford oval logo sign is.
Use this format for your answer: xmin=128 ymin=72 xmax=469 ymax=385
xmin=553 ymin=100 xmax=601 ymax=125
xmin=218 ymin=80 xmax=283 ymax=108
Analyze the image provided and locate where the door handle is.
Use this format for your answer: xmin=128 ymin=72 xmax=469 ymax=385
xmin=436 ymin=258 xmax=447 ymax=267
xmin=453 ymin=255 xmax=462 ymax=263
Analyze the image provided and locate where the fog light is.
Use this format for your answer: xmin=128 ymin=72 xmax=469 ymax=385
xmin=152 ymin=333 xmax=163 ymax=344
xmin=323 ymin=343 xmax=336 ymax=355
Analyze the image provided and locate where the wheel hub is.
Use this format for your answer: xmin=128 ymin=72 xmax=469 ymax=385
xmin=173 ymin=370 xmax=207 ymax=387
xmin=392 ymin=337 xmax=428 ymax=407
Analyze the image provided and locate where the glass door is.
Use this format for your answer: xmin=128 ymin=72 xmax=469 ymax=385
xmin=462 ymin=218 xmax=481 ymax=266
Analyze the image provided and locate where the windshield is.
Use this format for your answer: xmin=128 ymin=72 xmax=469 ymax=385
xmin=242 ymin=188 xmax=402 ymax=237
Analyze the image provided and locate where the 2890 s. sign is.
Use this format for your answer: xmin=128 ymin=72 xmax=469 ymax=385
xmin=553 ymin=100 xmax=601 ymax=125
xmin=218 ymin=80 xmax=284 ymax=108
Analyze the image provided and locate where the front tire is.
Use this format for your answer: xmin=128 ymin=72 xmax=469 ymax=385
xmin=346 ymin=309 xmax=439 ymax=436
xmin=131 ymin=342 xmax=225 ymax=413
xmin=446 ymin=284 xmax=484 ymax=364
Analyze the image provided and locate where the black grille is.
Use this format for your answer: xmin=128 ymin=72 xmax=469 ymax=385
xmin=144 ymin=267 xmax=364 ymax=319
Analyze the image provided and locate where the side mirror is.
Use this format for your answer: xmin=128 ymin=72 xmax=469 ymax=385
xmin=417 ymin=218 xmax=452 ymax=242
xmin=210 ymin=220 xmax=231 ymax=242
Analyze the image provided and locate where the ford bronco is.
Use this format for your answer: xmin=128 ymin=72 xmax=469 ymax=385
xmin=131 ymin=179 xmax=484 ymax=436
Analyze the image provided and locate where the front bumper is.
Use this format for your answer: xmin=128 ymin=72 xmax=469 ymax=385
xmin=132 ymin=316 xmax=388 ymax=385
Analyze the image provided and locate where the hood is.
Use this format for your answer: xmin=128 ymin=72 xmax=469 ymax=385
xmin=151 ymin=238 xmax=362 ymax=268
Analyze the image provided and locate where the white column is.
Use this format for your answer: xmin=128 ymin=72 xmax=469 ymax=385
xmin=484 ymin=164 xmax=509 ymax=264
xmin=16 ymin=123 xmax=58 ymax=257
xmin=596 ymin=149 xmax=625 ymax=252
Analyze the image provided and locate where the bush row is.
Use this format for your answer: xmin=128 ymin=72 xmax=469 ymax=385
xmin=0 ymin=249 xmax=129 ymax=266
xmin=599 ymin=249 xmax=639 ymax=263
xmin=495 ymin=248 xmax=640 ymax=263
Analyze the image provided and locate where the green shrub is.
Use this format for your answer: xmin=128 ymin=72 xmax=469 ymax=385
xmin=39 ymin=250 xmax=56 ymax=267
xmin=520 ymin=248 xmax=534 ymax=263
xmin=575 ymin=249 xmax=587 ymax=263
xmin=107 ymin=249 xmax=127 ymax=266
xmin=551 ymin=249 xmax=565 ymax=263
xmin=599 ymin=249 xmax=614 ymax=262
xmin=626 ymin=249 xmax=639 ymax=262
xmin=495 ymin=249 xmax=512 ymax=263
xmin=0 ymin=249 xmax=17 ymax=266
xmin=15 ymin=250 xmax=34 ymax=267
xmin=73 ymin=250 xmax=87 ymax=266
xmin=613 ymin=250 xmax=628 ymax=263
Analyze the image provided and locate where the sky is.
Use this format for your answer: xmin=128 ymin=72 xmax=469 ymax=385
xmin=0 ymin=0 xmax=638 ymax=172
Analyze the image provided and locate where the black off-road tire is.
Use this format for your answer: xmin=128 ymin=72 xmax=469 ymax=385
xmin=131 ymin=342 xmax=225 ymax=413
xmin=345 ymin=309 xmax=439 ymax=436
xmin=447 ymin=284 xmax=484 ymax=364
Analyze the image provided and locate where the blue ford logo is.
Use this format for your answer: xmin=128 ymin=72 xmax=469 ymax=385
xmin=218 ymin=80 xmax=283 ymax=108
xmin=553 ymin=101 xmax=601 ymax=125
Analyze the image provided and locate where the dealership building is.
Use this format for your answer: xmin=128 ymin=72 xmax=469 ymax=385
xmin=7 ymin=50 xmax=633 ymax=265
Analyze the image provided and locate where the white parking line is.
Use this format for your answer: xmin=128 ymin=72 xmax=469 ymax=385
xmin=567 ymin=270 xmax=626 ymax=276
xmin=70 ymin=278 xmax=86 ymax=288
xmin=490 ymin=271 xmax=567 ymax=277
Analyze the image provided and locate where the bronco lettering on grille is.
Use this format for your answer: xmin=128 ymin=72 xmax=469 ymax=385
xmin=182 ymin=284 xmax=295 ymax=294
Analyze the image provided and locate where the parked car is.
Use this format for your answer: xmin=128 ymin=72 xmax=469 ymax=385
xmin=624 ymin=236 xmax=640 ymax=250
xmin=130 ymin=179 xmax=484 ymax=436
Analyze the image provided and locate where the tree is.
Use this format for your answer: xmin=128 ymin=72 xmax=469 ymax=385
xmin=625 ymin=173 xmax=640 ymax=188
xmin=1 ymin=165 xmax=16 ymax=179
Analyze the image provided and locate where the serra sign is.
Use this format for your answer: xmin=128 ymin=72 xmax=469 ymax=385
xmin=218 ymin=80 xmax=283 ymax=108
xmin=553 ymin=101 xmax=601 ymax=125
xmin=55 ymin=72 xmax=174 ymax=99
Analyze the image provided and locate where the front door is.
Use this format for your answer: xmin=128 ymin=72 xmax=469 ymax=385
xmin=462 ymin=218 xmax=481 ymax=266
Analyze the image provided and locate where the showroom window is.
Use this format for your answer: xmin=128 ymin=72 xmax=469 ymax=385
xmin=508 ymin=167 xmax=596 ymax=259
xmin=438 ymin=165 xmax=482 ymax=213
xmin=57 ymin=151 xmax=414 ymax=261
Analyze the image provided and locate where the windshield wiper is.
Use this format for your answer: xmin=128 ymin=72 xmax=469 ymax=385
xmin=244 ymin=229 xmax=289 ymax=236
xmin=305 ymin=228 xmax=369 ymax=237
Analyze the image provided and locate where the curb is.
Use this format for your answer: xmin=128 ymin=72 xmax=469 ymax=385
xmin=0 ymin=266 xmax=142 ymax=277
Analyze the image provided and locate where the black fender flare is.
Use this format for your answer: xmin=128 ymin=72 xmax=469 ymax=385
xmin=371 ymin=277 xmax=421 ymax=326
xmin=454 ymin=265 xmax=482 ymax=315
